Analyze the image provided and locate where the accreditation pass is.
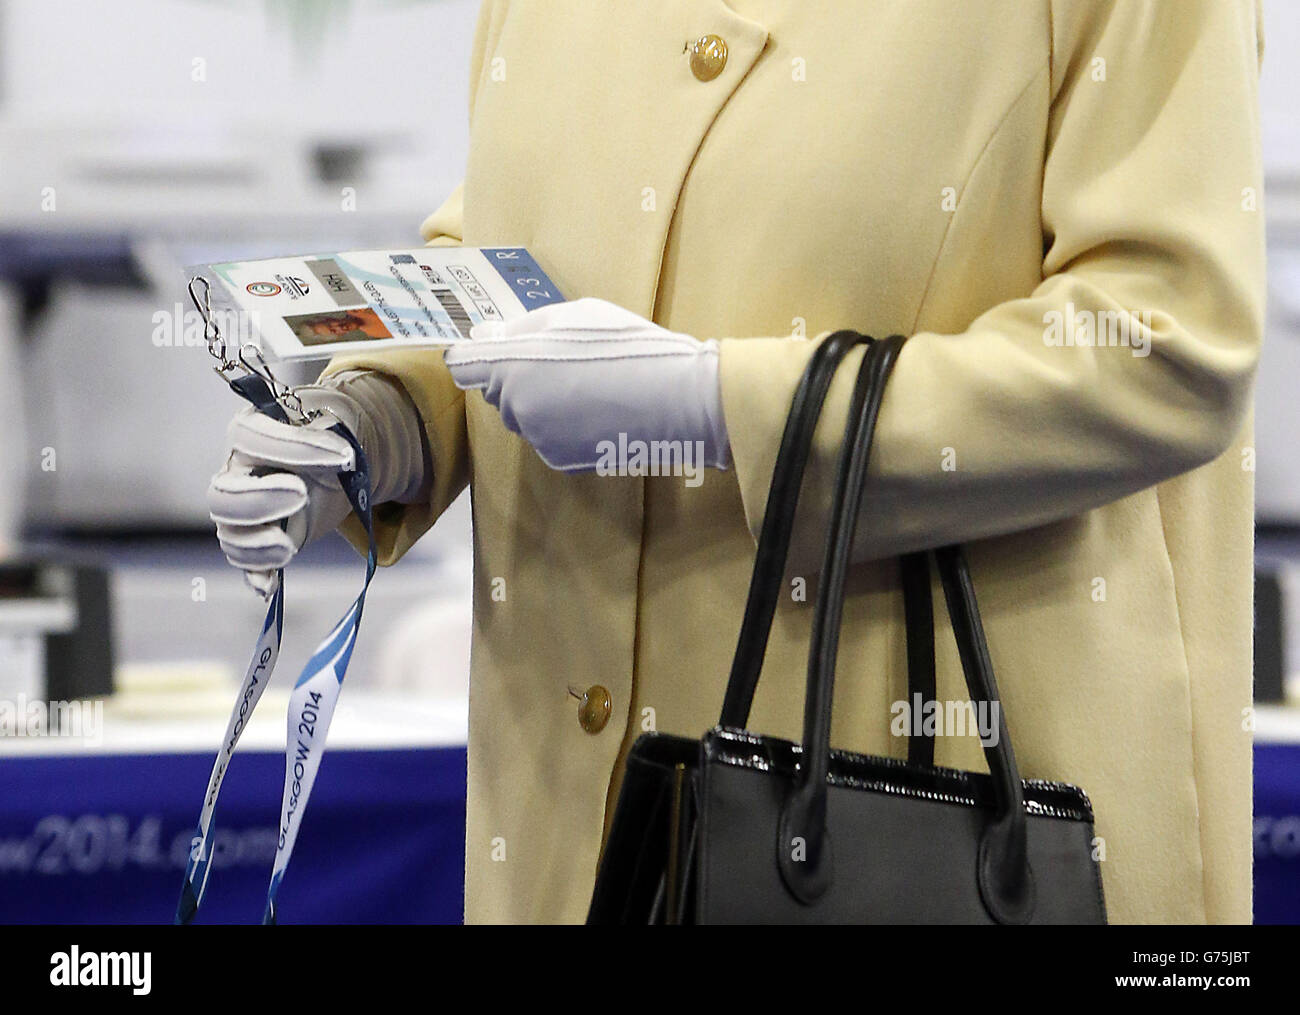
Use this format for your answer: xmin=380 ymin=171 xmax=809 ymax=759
xmin=190 ymin=246 xmax=565 ymax=362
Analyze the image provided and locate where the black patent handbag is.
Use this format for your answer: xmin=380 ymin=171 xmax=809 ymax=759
xmin=587 ymin=331 xmax=1107 ymax=924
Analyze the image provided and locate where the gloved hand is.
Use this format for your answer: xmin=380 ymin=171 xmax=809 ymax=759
xmin=443 ymin=297 xmax=731 ymax=473
xmin=207 ymin=370 xmax=429 ymax=597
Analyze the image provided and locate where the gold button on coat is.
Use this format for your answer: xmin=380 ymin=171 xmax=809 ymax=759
xmin=689 ymin=34 xmax=728 ymax=81
xmin=578 ymin=685 xmax=612 ymax=734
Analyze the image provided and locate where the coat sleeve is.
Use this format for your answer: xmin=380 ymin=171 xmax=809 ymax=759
xmin=316 ymin=0 xmax=502 ymax=565
xmin=718 ymin=0 xmax=1266 ymax=573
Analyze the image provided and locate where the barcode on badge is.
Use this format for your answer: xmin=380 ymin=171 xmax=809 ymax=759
xmin=433 ymin=289 xmax=474 ymax=338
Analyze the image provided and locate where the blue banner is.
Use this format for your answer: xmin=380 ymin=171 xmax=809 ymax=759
xmin=0 ymin=748 xmax=465 ymax=924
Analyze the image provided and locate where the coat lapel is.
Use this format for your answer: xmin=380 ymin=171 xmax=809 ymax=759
xmin=463 ymin=0 xmax=770 ymax=317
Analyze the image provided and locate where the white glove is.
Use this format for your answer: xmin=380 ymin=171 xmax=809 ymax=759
xmin=207 ymin=371 xmax=429 ymax=597
xmin=443 ymin=297 xmax=731 ymax=474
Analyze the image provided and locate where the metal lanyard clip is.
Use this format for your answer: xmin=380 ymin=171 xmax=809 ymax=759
xmin=188 ymin=274 xmax=317 ymax=426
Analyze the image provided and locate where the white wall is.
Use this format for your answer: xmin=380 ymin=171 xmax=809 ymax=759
xmin=2 ymin=0 xmax=481 ymax=125
xmin=0 ymin=0 xmax=481 ymax=216
xmin=1262 ymin=0 xmax=1300 ymax=177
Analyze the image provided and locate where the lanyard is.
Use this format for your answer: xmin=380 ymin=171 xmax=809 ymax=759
xmin=176 ymin=280 xmax=378 ymax=925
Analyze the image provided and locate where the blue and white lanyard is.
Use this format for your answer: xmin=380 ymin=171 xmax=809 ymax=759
xmin=175 ymin=370 xmax=377 ymax=925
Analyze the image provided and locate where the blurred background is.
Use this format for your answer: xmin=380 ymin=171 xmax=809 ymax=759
xmin=0 ymin=0 xmax=1297 ymax=924
xmin=0 ymin=0 xmax=479 ymax=924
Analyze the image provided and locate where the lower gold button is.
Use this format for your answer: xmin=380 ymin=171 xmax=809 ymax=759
xmin=578 ymin=685 xmax=612 ymax=734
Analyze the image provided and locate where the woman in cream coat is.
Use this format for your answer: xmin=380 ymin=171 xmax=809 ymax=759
xmin=210 ymin=0 xmax=1266 ymax=924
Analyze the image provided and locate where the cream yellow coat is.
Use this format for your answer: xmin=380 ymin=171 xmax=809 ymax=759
xmin=324 ymin=0 xmax=1266 ymax=923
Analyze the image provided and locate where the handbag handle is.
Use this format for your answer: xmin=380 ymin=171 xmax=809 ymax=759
xmin=718 ymin=329 xmax=874 ymax=727
xmin=718 ymin=332 xmax=935 ymax=759
xmin=900 ymin=550 xmax=937 ymax=765
xmin=776 ymin=335 xmax=1035 ymax=923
